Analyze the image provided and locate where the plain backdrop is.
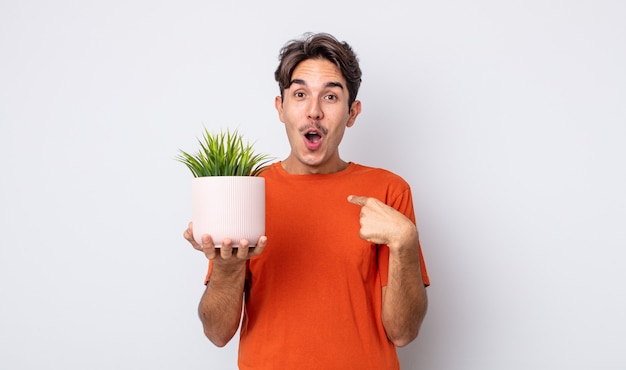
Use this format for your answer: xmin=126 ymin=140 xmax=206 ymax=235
xmin=1 ymin=1 xmax=625 ymax=369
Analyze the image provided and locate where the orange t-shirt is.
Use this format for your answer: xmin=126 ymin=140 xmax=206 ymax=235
xmin=210 ymin=162 xmax=429 ymax=369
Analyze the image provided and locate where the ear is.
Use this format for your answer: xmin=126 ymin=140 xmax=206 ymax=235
xmin=275 ymin=96 xmax=285 ymax=123
xmin=346 ymin=100 xmax=362 ymax=128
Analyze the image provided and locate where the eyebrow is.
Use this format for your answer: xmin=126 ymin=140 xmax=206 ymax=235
xmin=289 ymin=79 xmax=345 ymax=90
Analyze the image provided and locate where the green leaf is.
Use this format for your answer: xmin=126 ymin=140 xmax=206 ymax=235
xmin=175 ymin=127 xmax=274 ymax=177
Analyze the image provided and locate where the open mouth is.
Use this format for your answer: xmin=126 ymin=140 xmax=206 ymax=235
xmin=304 ymin=130 xmax=322 ymax=144
xmin=303 ymin=129 xmax=323 ymax=150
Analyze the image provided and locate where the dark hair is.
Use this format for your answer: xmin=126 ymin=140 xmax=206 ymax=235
xmin=274 ymin=32 xmax=362 ymax=107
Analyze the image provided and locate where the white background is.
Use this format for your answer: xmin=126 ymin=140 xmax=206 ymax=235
xmin=1 ymin=1 xmax=625 ymax=369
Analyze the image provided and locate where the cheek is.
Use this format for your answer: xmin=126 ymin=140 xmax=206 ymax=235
xmin=280 ymin=105 xmax=301 ymax=124
xmin=284 ymin=124 xmax=301 ymax=143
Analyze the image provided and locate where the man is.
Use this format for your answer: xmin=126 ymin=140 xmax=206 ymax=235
xmin=184 ymin=32 xmax=429 ymax=369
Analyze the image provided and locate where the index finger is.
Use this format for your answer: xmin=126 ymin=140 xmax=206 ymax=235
xmin=347 ymin=195 xmax=368 ymax=206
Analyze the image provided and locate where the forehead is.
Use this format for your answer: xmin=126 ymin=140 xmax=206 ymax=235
xmin=290 ymin=58 xmax=346 ymax=87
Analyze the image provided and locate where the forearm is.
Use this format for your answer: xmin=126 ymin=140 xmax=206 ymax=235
xmin=198 ymin=263 xmax=246 ymax=347
xmin=382 ymin=231 xmax=428 ymax=347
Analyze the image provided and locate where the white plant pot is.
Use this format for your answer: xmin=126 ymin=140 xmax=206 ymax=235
xmin=191 ymin=176 xmax=265 ymax=247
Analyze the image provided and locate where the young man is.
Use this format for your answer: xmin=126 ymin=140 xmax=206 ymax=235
xmin=184 ymin=32 xmax=429 ymax=369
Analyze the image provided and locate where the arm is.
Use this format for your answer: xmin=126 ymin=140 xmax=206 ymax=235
xmin=198 ymin=258 xmax=246 ymax=347
xmin=348 ymin=196 xmax=428 ymax=347
xmin=381 ymin=226 xmax=428 ymax=347
xmin=184 ymin=223 xmax=267 ymax=347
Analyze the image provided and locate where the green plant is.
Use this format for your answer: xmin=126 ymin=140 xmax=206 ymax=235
xmin=177 ymin=128 xmax=273 ymax=177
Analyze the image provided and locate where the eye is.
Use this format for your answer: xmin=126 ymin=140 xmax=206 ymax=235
xmin=294 ymin=91 xmax=305 ymax=99
xmin=324 ymin=94 xmax=337 ymax=101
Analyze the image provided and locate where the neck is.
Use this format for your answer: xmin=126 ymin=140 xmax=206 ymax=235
xmin=281 ymin=158 xmax=349 ymax=175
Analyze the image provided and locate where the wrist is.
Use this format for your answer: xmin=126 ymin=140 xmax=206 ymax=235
xmin=210 ymin=260 xmax=246 ymax=281
xmin=388 ymin=224 xmax=419 ymax=253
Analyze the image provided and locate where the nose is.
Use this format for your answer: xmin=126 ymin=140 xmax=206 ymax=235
xmin=307 ymin=99 xmax=323 ymax=120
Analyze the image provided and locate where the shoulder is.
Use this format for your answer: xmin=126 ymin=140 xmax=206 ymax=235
xmin=259 ymin=162 xmax=283 ymax=179
xmin=348 ymin=163 xmax=413 ymax=207
xmin=350 ymin=163 xmax=410 ymax=188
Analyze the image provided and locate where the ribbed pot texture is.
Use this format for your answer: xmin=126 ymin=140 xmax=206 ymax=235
xmin=191 ymin=176 xmax=265 ymax=247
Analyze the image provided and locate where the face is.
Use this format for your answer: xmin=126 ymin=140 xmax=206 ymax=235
xmin=275 ymin=58 xmax=361 ymax=175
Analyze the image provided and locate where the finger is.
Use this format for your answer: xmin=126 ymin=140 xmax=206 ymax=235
xmin=250 ymin=236 xmax=268 ymax=256
xmin=236 ymin=239 xmax=251 ymax=259
xmin=220 ymin=238 xmax=234 ymax=260
xmin=347 ymin=195 xmax=368 ymax=207
xmin=201 ymin=234 xmax=217 ymax=259
xmin=201 ymin=234 xmax=216 ymax=247
xmin=184 ymin=223 xmax=204 ymax=251
xmin=183 ymin=228 xmax=195 ymax=243
xmin=183 ymin=222 xmax=193 ymax=241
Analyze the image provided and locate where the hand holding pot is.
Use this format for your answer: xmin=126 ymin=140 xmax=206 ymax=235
xmin=184 ymin=222 xmax=267 ymax=262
